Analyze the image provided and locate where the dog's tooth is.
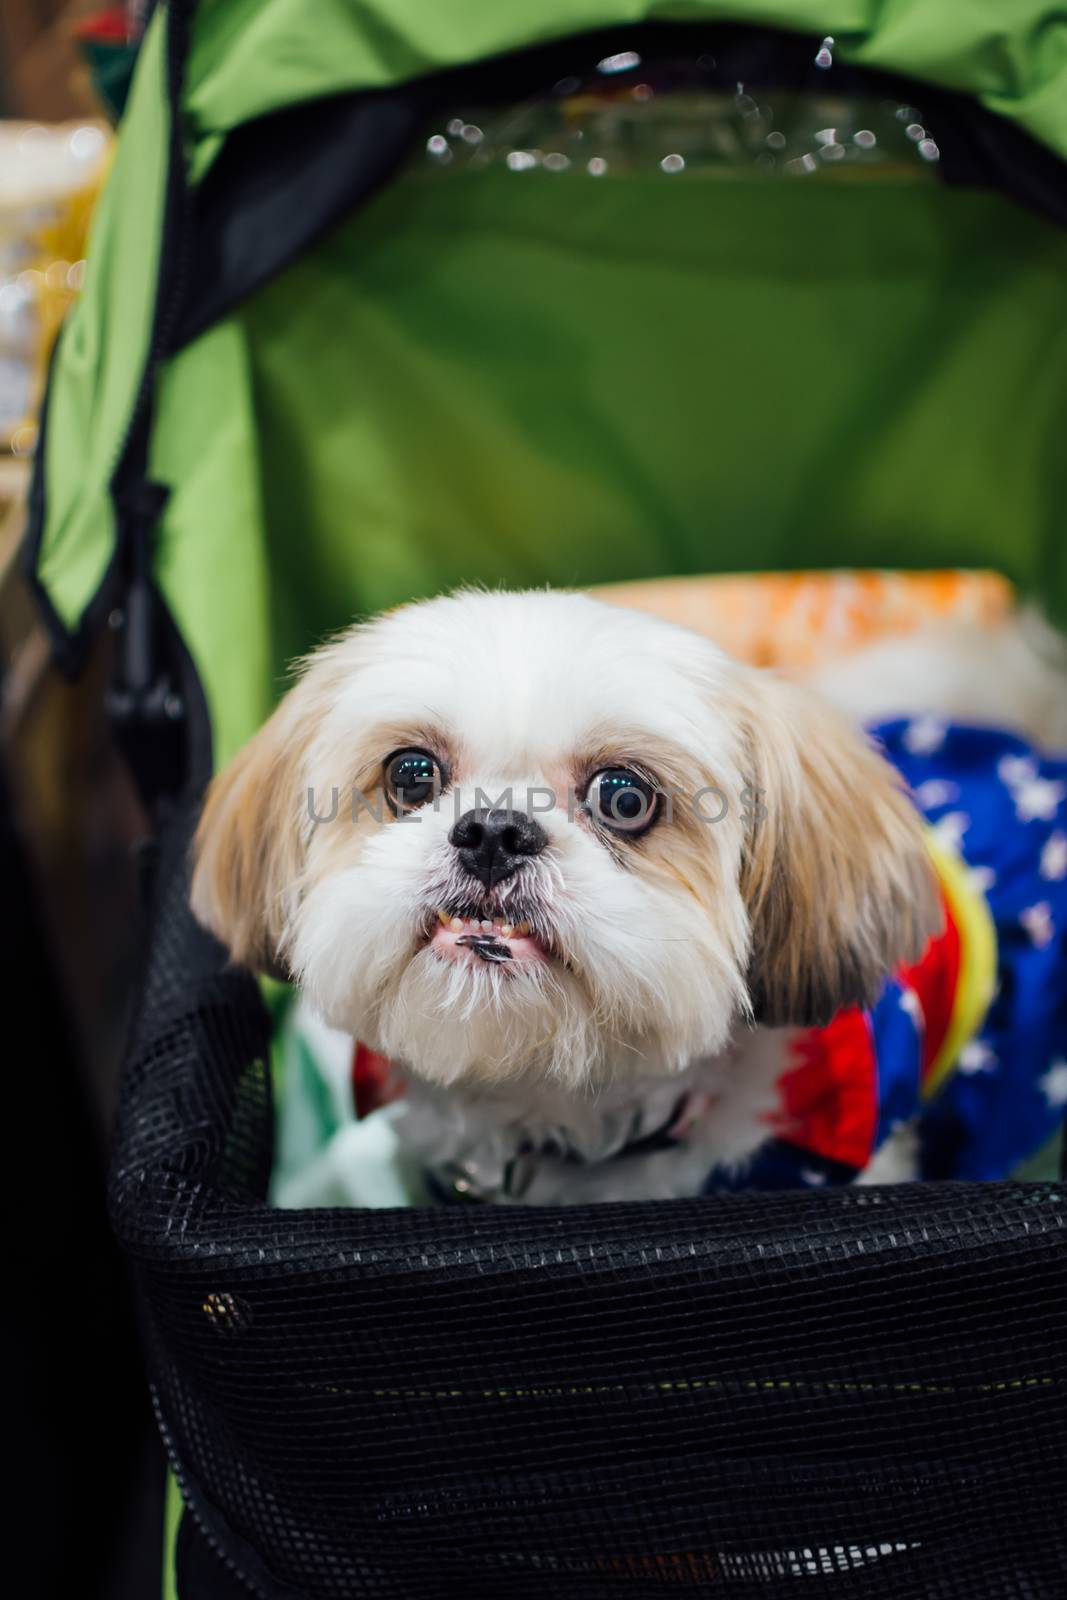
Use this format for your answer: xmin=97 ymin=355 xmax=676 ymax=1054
xmin=450 ymin=916 xmax=464 ymax=932
xmin=436 ymin=910 xmax=450 ymax=927
xmin=481 ymin=919 xmax=494 ymax=931
xmin=500 ymin=923 xmax=515 ymax=938
xmin=517 ymin=921 xmax=530 ymax=935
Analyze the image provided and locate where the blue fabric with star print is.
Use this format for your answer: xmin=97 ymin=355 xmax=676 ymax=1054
xmin=873 ymin=718 xmax=1067 ymax=1180
xmin=705 ymin=718 xmax=1067 ymax=1196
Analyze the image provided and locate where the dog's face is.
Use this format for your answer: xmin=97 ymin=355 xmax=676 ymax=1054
xmin=191 ymin=590 xmax=939 ymax=1090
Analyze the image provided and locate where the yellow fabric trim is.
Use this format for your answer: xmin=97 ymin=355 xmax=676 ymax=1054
xmin=921 ymin=832 xmax=998 ymax=1100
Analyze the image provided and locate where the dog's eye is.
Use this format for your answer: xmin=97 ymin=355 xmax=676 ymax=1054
xmin=384 ymin=748 xmax=444 ymax=811
xmin=587 ymin=767 xmax=660 ymax=837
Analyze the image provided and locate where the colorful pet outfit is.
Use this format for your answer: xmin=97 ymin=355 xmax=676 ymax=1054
xmin=719 ymin=718 xmax=1067 ymax=1190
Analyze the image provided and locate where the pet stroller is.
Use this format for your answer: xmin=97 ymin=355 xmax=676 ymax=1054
xmin=24 ymin=3 xmax=1067 ymax=1596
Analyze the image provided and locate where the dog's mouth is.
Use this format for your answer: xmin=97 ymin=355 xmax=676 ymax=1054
xmin=423 ymin=909 xmax=555 ymax=969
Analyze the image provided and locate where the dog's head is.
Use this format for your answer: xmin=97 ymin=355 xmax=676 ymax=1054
xmin=191 ymin=589 xmax=939 ymax=1089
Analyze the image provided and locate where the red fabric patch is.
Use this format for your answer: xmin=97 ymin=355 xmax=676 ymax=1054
xmin=777 ymin=884 xmax=957 ymax=1165
xmin=777 ymin=1007 xmax=878 ymax=1170
xmin=897 ymin=889 xmax=959 ymax=1084
xmin=352 ymin=1043 xmax=404 ymax=1120
xmin=73 ymin=8 xmax=129 ymax=42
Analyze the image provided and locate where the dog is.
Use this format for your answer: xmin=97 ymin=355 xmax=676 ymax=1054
xmin=191 ymin=588 xmax=1067 ymax=1204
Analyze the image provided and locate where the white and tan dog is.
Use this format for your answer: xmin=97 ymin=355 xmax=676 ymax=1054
xmin=191 ymin=588 xmax=962 ymax=1203
xmin=189 ymin=592 xmax=953 ymax=1203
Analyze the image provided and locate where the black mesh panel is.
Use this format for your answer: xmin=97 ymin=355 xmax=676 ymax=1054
xmin=111 ymin=811 xmax=1067 ymax=1598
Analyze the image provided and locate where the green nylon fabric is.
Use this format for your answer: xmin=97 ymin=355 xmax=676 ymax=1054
xmin=148 ymin=319 xmax=274 ymax=761
xmin=152 ymin=158 xmax=1067 ymax=766
xmin=162 ymin=1471 xmax=181 ymax=1600
xmin=30 ymin=1 xmax=1067 ymax=770
xmin=184 ymin=1 xmax=1067 ymax=166
xmin=35 ymin=8 xmax=169 ymax=636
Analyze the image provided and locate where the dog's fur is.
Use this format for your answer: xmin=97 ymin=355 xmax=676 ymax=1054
xmin=191 ymin=588 xmax=1056 ymax=1203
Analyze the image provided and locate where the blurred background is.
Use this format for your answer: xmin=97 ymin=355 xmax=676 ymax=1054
xmin=1 ymin=5 xmax=158 ymax=1597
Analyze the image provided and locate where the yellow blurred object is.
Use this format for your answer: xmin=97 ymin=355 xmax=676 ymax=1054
xmin=0 ymin=119 xmax=110 ymax=447
xmin=594 ymin=569 xmax=1016 ymax=671
xmin=29 ymin=153 xmax=109 ymax=400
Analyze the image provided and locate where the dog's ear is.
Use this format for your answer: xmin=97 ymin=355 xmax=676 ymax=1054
xmin=190 ymin=695 xmax=310 ymax=975
xmin=735 ymin=671 xmax=942 ymax=1027
xmin=190 ymin=648 xmax=346 ymax=975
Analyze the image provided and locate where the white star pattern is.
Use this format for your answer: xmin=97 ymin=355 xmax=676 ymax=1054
xmin=800 ymin=1168 xmax=827 ymax=1186
xmin=969 ymin=864 xmax=996 ymax=894
xmin=997 ymin=754 xmax=1037 ymax=788
xmin=913 ymin=779 xmax=960 ymax=809
xmin=1040 ymin=831 xmax=1067 ymax=882
xmin=898 ymin=988 xmax=923 ymax=1025
xmin=1037 ymin=1061 xmax=1067 ymax=1109
xmin=931 ymin=811 xmax=969 ymax=853
xmin=1019 ymin=901 xmax=1055 ymax=948
xmin=1012 ymin=776 xmax=1066 ymax=824
xmin=958 ymin=1040 xmax=997 ymax=1075
xmin=903 ymin=715 xmax=947 ymax=755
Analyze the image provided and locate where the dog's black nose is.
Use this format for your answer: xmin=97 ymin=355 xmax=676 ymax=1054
xmin=449 ymin=808 xmax=547 ymax=888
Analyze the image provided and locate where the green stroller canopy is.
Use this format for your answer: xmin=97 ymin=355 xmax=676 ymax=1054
xmin=25 ymin=0 xmax=1067 ymax=776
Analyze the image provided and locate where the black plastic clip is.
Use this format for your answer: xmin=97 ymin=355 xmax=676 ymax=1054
xmin=106 ymin=479 xmax=189 ymax=807
xmin=106 ymin=481 xmax=178 ymax=724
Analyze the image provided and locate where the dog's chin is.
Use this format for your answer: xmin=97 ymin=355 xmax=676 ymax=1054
xmin=358 ymin=949 xmax=741 ymax=1099
xmin=370 ymin=943 xmax=604 ymax=1090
